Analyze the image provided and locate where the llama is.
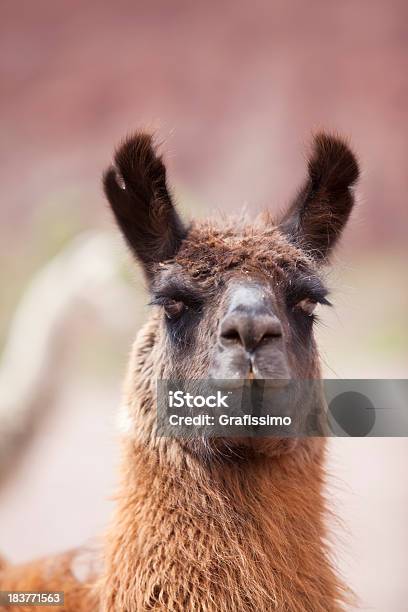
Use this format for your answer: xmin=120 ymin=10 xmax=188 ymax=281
xmin=0 ymin=130 xmax=359 ymax=611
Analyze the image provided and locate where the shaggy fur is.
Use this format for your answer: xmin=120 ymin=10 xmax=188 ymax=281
xmin=101 ymin=438 xmax=347 ymax=611
xmin=0 ymin=130 xmax=359 ymax=611
xmin=99 ymin=319 xmax=347 ymax=611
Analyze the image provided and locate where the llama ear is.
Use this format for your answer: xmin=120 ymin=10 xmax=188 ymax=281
xmin=103 ymin=133 xmax=187 ymax=279
xmin=279 ymin=133 xmax=359 ymax=262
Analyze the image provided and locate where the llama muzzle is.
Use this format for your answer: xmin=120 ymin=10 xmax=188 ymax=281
xmin=209 ymin=281 xmax=290 ymax=382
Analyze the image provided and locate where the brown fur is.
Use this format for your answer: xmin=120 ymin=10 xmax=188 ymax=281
xmin=99 ymin=316 xmax=347 ymax=611
xmin=101 ymin=438 xmax=347 ymax=611
xmin=0 ymin=131 xmax=359 ymax=611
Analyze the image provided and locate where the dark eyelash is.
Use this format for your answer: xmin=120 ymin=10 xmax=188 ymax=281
xmin=148 ymin=293 xmax=203 ymax=311
xmin=286 ymin=282 xmax=331 ymax=307
xmin=287 ymin=294 xmax=331 ymax=310
xmin=313 ymin=295 xmax=332 ymax=307
xmin=148 ymin=296 xmax=175 ymax=307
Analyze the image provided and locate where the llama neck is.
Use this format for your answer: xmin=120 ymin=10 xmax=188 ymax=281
xmin=102 ymin=438 xmax=347 ymax=611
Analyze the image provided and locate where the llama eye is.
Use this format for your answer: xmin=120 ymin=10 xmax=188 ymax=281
xmin=296 ymin=298 xmax=317 ymax=316
xmin=163 ymin=299 xmax=186 ymax=319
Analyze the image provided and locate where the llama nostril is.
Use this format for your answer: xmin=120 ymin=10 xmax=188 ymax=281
xmin=259 ymin=332 xmax=279 ymax=344
xmin=253 ymin=324 xmax=283 ymax=350
xmin=220 ymin=316 xmax=246 ymax=347
xmin=262 ymin=320 xmax=283 ymax=340
xmin=220 ymin=313 xmax=282 ymax=352
xmin=221 ymin=329 xmax=241 ymax=343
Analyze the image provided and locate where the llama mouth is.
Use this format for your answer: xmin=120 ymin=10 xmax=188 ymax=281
xmin=209 ymin=354 xmax=290 ymax=389
xmin=249 ymin=364 xmax=290 ymax=389
xmin=209 ymin=341 xmax=290 ymax=388
xmin=210 ymin=368 xmax=290 ymax=391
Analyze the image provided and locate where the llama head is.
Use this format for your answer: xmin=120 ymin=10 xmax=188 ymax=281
xmin=103 ymin=132 xmax=359 ymax=458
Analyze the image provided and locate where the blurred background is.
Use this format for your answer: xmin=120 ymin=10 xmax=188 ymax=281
xmin=0 ymin=1 xmax=407 ymax=609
